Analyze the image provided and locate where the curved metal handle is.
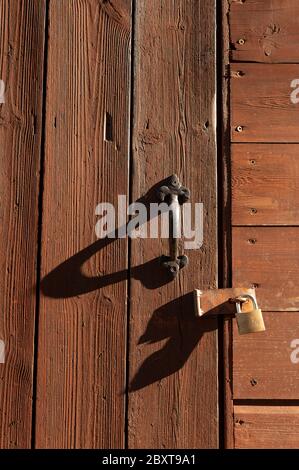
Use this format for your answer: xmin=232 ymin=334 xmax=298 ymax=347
xmin=157 ymin=174 xmax=190 ymax=278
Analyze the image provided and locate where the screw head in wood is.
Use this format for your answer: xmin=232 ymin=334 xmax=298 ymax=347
xmin=237 ymin=38 xmax=245 ymax=45
xmin=251 ymin=283 xmax=260 ymax=289
xmin=235 ymin=125 xmax=243 ymax=132
xmin=250 ymin=208 xmax=257 ymax=214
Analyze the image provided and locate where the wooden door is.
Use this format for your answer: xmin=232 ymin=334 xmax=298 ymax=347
xmin=0 ymin=0 xmax=218 ymax=448
xmin=226 ymin=0 xmax=299 ymax=449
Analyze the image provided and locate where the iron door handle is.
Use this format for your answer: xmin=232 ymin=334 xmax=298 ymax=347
xmin=157 ymin=174 xmax=190 ymax=278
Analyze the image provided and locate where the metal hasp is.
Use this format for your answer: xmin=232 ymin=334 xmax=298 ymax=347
xmin=157 ymin=174 xmax=190 ymax=278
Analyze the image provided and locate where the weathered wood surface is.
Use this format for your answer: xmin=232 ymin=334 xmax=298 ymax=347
xmin=232 ymin=144 xmax=299 ymax=225
xmin=222 ymin=0 xmax=234 ymax=449
xmin=231 ymin=64 xmax=299 ymax=142
xmin=35 ymin=0 xmax=131 ymax=448
xmin=228 ymin=0 xmax=299 ymax=451
xmin=234 ymin=406 xmax=299 ymax=449
xmin=128 ymin=0 xmax=218 ymax=449
xmin=233 ymin=227 xmax=299 ymax=311
xmin=233 ymin=312 xmax=299 ymax=399
xmin=0 ymin=0 xmax=46 ymax=448
xmin=230 ymin=0 xmax=299 ymax=63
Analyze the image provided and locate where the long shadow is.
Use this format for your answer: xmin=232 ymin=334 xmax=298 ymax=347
xmin=40 ymin=177 xmax=217 ymax=391
xmin=41 ymin=177 xmax=173 ymax=298
xmin=129 ymin=292 xmax=217 ymax=392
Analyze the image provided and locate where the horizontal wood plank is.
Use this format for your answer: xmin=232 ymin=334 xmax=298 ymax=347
xmin=234 ymin=406 xmax=299 ymax=449
xmin=230 ymin=0 xmax=299 ymax=63
xmin=233 ymin=227 xmax=299 ymax=311
xmin=232 ymin=144 xmax=299 ymax=225
xmin=231 ymin=64 xmax=299 ymax=142
xmin=233 ymin=313 xmax=299 ymax=399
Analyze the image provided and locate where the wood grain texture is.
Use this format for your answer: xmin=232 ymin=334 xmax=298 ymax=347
xmin=128 ymin=0 xmax=218 ymax=449
xmin=0 ymin=0 xmax=46 ymax=448
xmin=233 ymin=313 xmax=299 ymax=399
xmin=35 ymin=0 xmax=131 ymax=448
xmin=230 ymin=0 xmax=299 ymax=63
xmin=231 ymin=64 xmax=299 ymax=142
xmin=234 ymin=406 xmax=299 ymax=449
xmin=221 ymin=0 xmax=234 ymax=450
xmin=232 ymin=144 xmax=299 ymax=225
xmin=233 ymin=227 xmax=299 ymax=311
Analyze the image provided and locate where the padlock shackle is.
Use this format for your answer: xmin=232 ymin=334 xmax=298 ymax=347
xmin=237 ymin=294 xmax=258 ymax=310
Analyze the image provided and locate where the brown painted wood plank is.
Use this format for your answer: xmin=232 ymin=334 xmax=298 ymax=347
xmin=232 ymin=144 xmax=299 ymax=225
xmin=231 ymin=64 xmax=299 ymax=142
xmin=234 ymin=406 xmax=299 ymax=449
xmin=230 ymin=0 xmax=299 ymax=63
xmin=221 ymin=0 xmax=234 ymax=450
xmin=0 ymin=0 xmax=46 ymax=448
xmin=128 ymin=0 xmax=218 ymax=449
xmin=233 ymin=227 xmax=299 ymax=311
xmin=233 ymin=313 xmax=299 ymax=399
xmin=35 ymin=0 xmax=131 ymax=448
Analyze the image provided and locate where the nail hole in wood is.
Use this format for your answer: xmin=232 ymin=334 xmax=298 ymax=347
xmin=104 ymin=112 xmax=113 ymax=142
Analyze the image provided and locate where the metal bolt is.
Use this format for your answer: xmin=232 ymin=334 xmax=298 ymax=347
xmin=250 ymin=208 xmax=257 ymax=214
xmin=236 ymin=125 xmax=243 ymax=132
xmin=251 ymin=283 xmax=259 ymax=289
xmin=238 ymin=38 xmax=245 ymax=45
xmin=250 ymin=159 xmax=256 ymax=165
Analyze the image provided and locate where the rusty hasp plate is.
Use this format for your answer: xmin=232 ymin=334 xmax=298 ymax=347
xmin=193 ymin=287 xmax=256 ymax=318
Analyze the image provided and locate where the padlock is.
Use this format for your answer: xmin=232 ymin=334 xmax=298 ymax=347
xmin=235 ymin=294 xmax=266 ymax=335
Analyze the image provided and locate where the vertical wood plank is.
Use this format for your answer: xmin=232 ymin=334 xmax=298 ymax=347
xmin=129 ymin=0 xmax=218 ymax=448
xmin=0 ymin=0 xmax=46 ymax=448
xmin=221 ymin=0 xmax=234 ymax=450
xmin=35 ymin=0 xmax=131 ymax=448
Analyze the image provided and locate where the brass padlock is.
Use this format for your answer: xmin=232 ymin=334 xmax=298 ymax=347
xmin=235 ymin=294 xmax=266 ymax=335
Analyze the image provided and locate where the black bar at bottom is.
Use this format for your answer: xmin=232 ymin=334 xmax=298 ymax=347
xmin=0 ymin=450 xmax=299 ymax=466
